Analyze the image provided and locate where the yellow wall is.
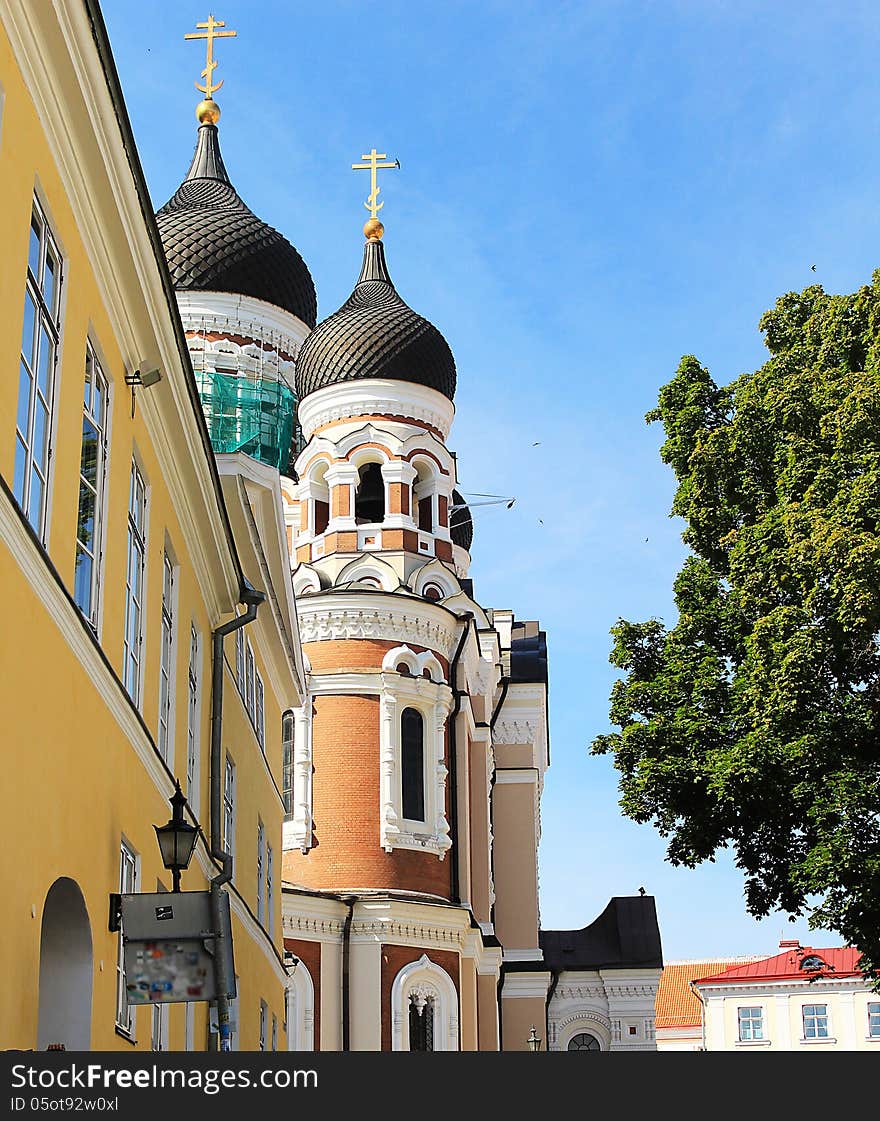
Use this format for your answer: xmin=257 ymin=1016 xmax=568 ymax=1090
xmin=0 ymin=11 xmax=288 ymax=1051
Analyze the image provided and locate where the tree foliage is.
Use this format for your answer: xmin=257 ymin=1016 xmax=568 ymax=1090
xmin=592 ymin=276 xmax=880 ymax=979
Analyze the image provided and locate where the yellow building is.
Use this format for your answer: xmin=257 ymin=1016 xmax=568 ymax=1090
xmin=0 ymin=0 xmax=304 ymax=1050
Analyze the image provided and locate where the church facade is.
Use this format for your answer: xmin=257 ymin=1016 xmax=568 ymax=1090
xmin=0 ymin=0 xmax=661 ymax=1052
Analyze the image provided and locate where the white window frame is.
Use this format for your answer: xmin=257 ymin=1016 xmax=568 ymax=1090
xmin=235 ymin=625 xmax=245 ymax=697
xmin=271 ymin=1014 xmax=277 ymax=1052
xmin=157 ymin=549 xmax=176 ymax=762
xmin=151 ymin=1002 xmax=167 ymax=1052
xmin=802 ymin=1003 xmax=830 ymax=1040
xmin=390 ymin=955 xmax=458 ymax=1051
xmin=257 ymin=820 xmax=265 ymax=925
xmin=116 ymin=840 xmax=138 ymax=1036
xmin=266 ymin=841 xmax=274 ymax=938
xmin=186 ymin=624 xmax=201 ymax=813
xmin=282 ymin=711 xmax=295 ymax=822
xmin=223 ymin=755 xmax=236 ymax=860
xmin=868 ymin=1002 xmax=880 ymax=1039
xmin=123 ymin=461 xmax=147 ymax=705
xmin=737 ymin=1005 xmax=764 ymax=1041
xmin=378 ymin=646 xmax=452 ymax=858
xmin=282 ymin=703 xmax=314 ymax=854
xmin=74 ymin=339 xmax=109 ymax=627
xmin=259 ymin=1000 xmax=268 ymax=1052
xmin=255 ymin=671 xmax=265 ymax=750
xmin=15 ymin=195 xmax=62 ymax=541
xmin=245 ymin=641 xmax=255 ymax=722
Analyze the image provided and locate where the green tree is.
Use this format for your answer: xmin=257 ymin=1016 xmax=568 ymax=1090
xmin=592 ymin=275 xmax=880 ymax=979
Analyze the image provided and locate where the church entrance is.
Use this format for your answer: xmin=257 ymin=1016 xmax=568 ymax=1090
xmin=37 ymin=877 xmax=93 ymax=1051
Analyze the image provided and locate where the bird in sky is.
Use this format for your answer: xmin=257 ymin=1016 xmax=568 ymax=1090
xmin=532 ymin=441 xmax=541 ymax=446
xmin=638 ymin=886 xmax=646 ymax=896
xmin=811 ymin=264 xmax=817 ymax=271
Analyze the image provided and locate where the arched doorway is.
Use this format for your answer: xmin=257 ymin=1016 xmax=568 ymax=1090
xmin=37 ymin=878 xmax=93 ymax=1051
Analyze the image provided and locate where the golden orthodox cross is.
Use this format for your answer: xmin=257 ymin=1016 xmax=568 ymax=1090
xmin=185 ymin=14 xmax=237 ymax=99
xmin=352 ymin=149 xmax=400 ymax=218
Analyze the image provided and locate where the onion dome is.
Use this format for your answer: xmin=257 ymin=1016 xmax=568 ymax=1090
xmin=295 ymin=238 xmax=456 ymax=402
xmin=156 ymin=117 xmax=316 ymax=327
xmin=450 ymin=489 xmax=473 ymax=550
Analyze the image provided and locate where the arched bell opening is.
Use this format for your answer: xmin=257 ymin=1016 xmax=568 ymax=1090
xmin=355 ymin=462 xmax=385 ymax=524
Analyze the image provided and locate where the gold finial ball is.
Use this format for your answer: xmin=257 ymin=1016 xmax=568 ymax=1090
xmin=363 ymin=218 xmax=385 ymax=241
xmin=196 ymin=98 xmax=221 ymax=125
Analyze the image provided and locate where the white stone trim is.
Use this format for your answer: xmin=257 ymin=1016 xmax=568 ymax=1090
xmin=296 ymin=595 xmax=458 ymax=656
xmin=286 ymin=957 xmax=315 ymax=1051
xmin=494 ymin=768 xmax=538 ymax=785
xmin=390 ymin=955 xmax=459 ymax=1051
xmin=283 ymin=701 xmax=314 ymax=853
xmin=503 ymin=948 xmax=545 ymax=962
xmin=382 ymin=645 xmax=446 ymax=684
xmin=298 ymin=380 xmax=455 ymax=441
xmin=175 ymin=289 xmax=312 ymax=348
xmin=501 ymin=972 xmax=552 ymax=999
xmin=378 ymin=669 xmax=453 ymax=858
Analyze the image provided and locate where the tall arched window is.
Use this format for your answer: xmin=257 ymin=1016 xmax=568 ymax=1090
xmin=401 ymin=707 xmax=425 ymax=822
xmin=354 ymin=462 xmax=385 ymax=523
xmin=282 ymin=712 xmax=295 ymax=822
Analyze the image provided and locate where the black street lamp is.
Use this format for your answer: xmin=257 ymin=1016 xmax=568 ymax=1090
xmin=154 ymin=780 xmax=199 ymax=892
xmin=527 ymin=1025 xmax=542 ymax=1052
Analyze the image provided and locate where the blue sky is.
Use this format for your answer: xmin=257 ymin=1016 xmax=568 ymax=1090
xmin=104 ymin=0 xmax=880 ymax=960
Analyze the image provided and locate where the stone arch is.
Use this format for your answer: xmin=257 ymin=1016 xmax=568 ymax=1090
xmin=390 ymin=954 xmax=458 ymax=1051
xmin=335 ymin=555 xmax=400 ymax=592
xmin=553 ymin=1009 xmax=612 ymax=1052
xmin=287 ymin=958 xmax=315 ymax=1051
xmin=37 ymin=877 xmax=93 ymax=1051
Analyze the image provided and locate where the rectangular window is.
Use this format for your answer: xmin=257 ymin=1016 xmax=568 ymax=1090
xmin=15 ymin=198 xmax=61 ymax=539
xmin=245 ymin=642 xmax=255 ymax=721
xmin=116 ymin=841 xmax=138 ymax=1035
xmin=271 ymin=1014 xmax=277 ymax=1052
xmin=737 ymin=1006 xmax=763 ymax=1041
xmin=868 ymin=1002 xmax=880 ymax=1039
xmin=74 ymin=340 xmax=108 ymax=624
xmin=186 ymin=625 xmax=200 ymax=812
xmin=255 ymin=672 xmax=265 ymax=750
xmin=257 ymin=820 xmax=265 ymax=925
xmin=123 ymin=462 xmax=147 ymax=704
xmin=266 ymin=841 xmax=274 ymax=938
xmin=282 ymin=712 xmax=295 ymax=821
xmin=803 ymin=1004 xmax=829 ymax=1039
xmin=223 ymin=756 xmax=236 ymax=859
xmin=235 ymin=626 xmax=245 ymax=697
xmin=259 ymin=1000 xmax=268 ymax=1052
xmin=157 ymin=551 xmax=175 ymax=760
xmin=151 ymin=1003 xmax=167 ymax=1052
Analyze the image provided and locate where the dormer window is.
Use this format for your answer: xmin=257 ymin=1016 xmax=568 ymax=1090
xmin=800 ymin=955 xmax=826 ymax=972
xmin=355 ymin=462 xmax=385 ymax=523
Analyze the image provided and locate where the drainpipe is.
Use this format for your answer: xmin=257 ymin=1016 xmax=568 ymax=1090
xmin=689 ymin=980 xmax=707 ymax=1051
xmin=210 ymin=580 xmax=265 ymax=1051
xmin=341 ymin=896 xmax=356 ymax=1051
xmin=545 ymin=968 xmax=560 ymax=1053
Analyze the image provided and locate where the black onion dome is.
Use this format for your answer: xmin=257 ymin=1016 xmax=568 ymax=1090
xmin=156 ymin=124 xmax=316 ymax=327
xmin=450 ymin=488 xmax=473 ymax=550
xmin=295 ymin=239 xmax=456 ymax=402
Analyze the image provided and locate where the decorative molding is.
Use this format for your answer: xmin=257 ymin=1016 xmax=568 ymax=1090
xmin=298 ymin=380 xmax=455 ymax=442
xmin=175 ymin=289 xmax=311 ymax=349
xmin=494 ymin=768 xmax=538 ymax=785
xmin=297 ymin=600 xmax=457 ymax=656
xmin=493 ymin=718 xmax=538 ymax=746
xmin=390 ymin=955 xmax=459 ymax=1051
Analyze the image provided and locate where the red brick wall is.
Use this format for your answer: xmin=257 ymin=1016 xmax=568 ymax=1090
xmin=304 ymin=640 xmax=449 ymax=676
xmin=283 ymin=936 xmax=322 ymax=1051
xmin=381 ymin=946 xmax=460 ymax=1051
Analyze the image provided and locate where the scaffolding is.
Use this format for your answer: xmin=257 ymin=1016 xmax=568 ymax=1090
xmin=188 ymin=314 xmax=304 ymax=474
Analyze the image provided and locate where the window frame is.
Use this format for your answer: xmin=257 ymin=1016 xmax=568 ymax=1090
xmin=157 ymin=549 xmax=176 ymax=761
xmin=737 ymin=1005 xmax=764 ymax=1042
xmin=186 ymin=624 xmax=201 ymax=812
xmin=223 ymin=755 xmax=236 ymax=860
xmin=282 ymin=711 xmax=295 ymax=821
xmin=116 ymin=840 xmax=138 ymax=1037
xmin=122 ymin=460 xmax=147 ymax=705
xmin=73 ymin=338 xmax=109 ymax=626
xmin=266 ymin=841 xmax=274 ymax=938
xmin=868 ymin=1001 xmax=880 ymax=1040
xmin=256 ymin=819 xmax=265 ymax=926
xmin=14 ymin=196 xmax=62 ymax=541
xmin=802 ymin=1003 xmax=830 ymax=1040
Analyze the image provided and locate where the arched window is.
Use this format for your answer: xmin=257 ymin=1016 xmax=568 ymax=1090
xmin=354 ymin=462 xmax=385 ymax=523
xmin=282 ymin=712 xmax=295 ymax=821
xmin=401 ymin=707 xmax=425 ymax=822
xmin=409 ymin=992 xmax=435 ymax=1051
xmin=567 ymin=1032 xmax=601 ymax=1051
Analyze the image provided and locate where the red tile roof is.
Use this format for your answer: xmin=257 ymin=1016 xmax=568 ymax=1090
xmin=692 ymin=946 xmax=864 ymax=987
xmin=655 ymin=960 xmax=761 ymax=1028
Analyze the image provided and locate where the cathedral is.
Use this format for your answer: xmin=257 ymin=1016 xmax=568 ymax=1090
xmin=154 ymin=37 xmax=663 ymax=1051
xmin=0 ymin=0 xmax=660 ymax=1053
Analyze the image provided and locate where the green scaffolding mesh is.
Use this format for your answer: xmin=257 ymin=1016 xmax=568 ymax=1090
xmin=194 ymin=367 xmax=302 ymax=473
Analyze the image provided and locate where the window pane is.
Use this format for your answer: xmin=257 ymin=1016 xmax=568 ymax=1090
xmin=28 ymin=469 xmax=43 ymax=529
xmin=93 ymin=370 xmax=105 ymax=426
xmin=77 ymin=481 xmax=96 ymax=550
xmin=28 ymin=215 xmax=41 ymax=278
xmin=80 ymin=417 xmax=99 ymax=486
xmin=13 ymin=437 xmax=27 ymax=505
xmin=17 ymin=361 xmax=32 ymax=437
xmin=401 ymin=708 xmax=425 ymax=821
xmin=43 ymin=249 xmax=56 ymax=314
xmin=74 ymin=546 xmax=93 ymax=616
xmin=32 ymin=398 xmax=49 ymax=467
xmin=21 ymin=290 xmax=36 ymax=362
xmin=37 ymin=327 xmax=53 ymax=397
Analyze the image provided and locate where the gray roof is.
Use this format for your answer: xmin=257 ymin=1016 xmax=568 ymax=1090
xmin=540 ymin=896 xmax=663 ymax=972
xmin=295 ymin=240 xmax=456 ymax=402
xmin=156 ymin=124 xmax=317 ymax=327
